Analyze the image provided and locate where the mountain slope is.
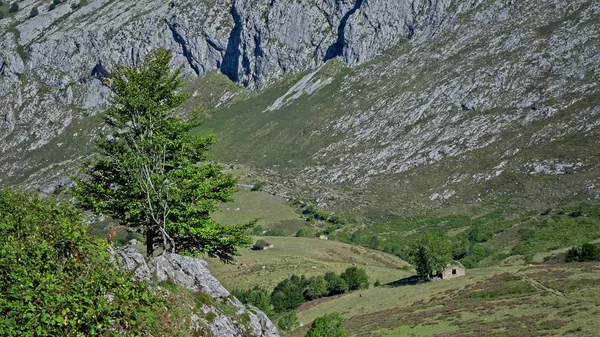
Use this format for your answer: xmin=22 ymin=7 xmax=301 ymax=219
xmin=198 ymin=0 xmax=600 ymax=217
xmin=1 ymin=0 xmax=599 ymax=219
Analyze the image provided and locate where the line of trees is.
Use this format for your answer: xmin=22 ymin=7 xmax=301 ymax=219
xmin=234 ymin=266 xmax=369 ymax=314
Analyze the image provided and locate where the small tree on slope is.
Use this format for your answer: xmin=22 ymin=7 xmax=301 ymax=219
xmin=409 ymin=233 xmax=453 ymax=280
xmin=72 ymin=49 xmax=253 ymax=260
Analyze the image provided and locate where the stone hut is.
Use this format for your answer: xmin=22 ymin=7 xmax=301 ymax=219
xmin=441 ymin=261 xmax=466 ymax=280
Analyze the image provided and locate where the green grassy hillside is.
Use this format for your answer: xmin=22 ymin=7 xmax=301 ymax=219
xmin=206 ymin=236 xmax=409 ymax=290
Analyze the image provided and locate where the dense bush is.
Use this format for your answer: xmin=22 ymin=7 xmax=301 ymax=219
xmin=295 ymin=228 xmax=310 ymax=237
xmin=232 ymin=286 xmax=272 ymax=315
xmin=566 ymin=243 xmax=600 ymax=262
xmin=305 ymin=312 xmax=347 ymax=337
xmin=8 ymin=2 xmax=17 ymax=12
xmin=340 ymin=266 xmax=369 ymax=291
xmin=304 ymin=276 xmax=329 ymax=300
xmin=277 ymin=311 xmax=299 ymax=332
xmin=324 ymin=272 xmax=349 ymax=295
xmin=271 ymin=278 xmax=306 ymax=313
xmin=0 ymin=189 xmax=161 ymax=336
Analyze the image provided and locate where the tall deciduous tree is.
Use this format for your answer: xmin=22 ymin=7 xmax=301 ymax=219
xmin=72 ymin=49 xmax=253 ymax=261
xmin=409 ymin=233 xmax=453 ymax=280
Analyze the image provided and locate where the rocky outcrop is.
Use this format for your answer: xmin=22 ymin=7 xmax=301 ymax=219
xmin=115 ymin=247 xmax=279 ymax=337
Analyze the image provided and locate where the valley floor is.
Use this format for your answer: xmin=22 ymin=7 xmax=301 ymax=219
xmin=207 ymin=237 xmax=600 ymax=337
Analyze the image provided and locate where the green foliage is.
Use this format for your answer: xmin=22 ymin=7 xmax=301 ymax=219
xmin=324 ymin=272 xmax=349 ymax=295
xmin=409 ymin=233 xmax=453 ymax=280
xmin=305 ymin=312 xmax=347 ymax=337
xmin=295 ymin=228 xmax=310 ymax=237
xmin=277 ymin=311 xmax=299 ymax=332
xmin=53 ymin=0 xmax=62 ymax=5
xmin=340 ymin=266 xmax=369 ymax=291
xmin=0 ymin=189 xmax=160 ymax=336
xmin=72 ymin=49 xmax=253 ymax=261
xmin=0 ymin=11 xmax=4 ymax=20
xmin=271 ymin=278 xmax=305 ymax=313
xmin=8 ymin=2 xmax=17 ymax=12
xmin=566 ymin=243 xmax=600 ymax=262
xmin=304 ymin=276 xmax=329 ymax=300
xmin=48 ymin=3 xmax=55 ymax=10
xmin=374 ymin=279 xmax=381 ymax=287
xmin=232 ymin=286 xmax=272 ymax=315
xmin=28 ymin=6 xmax=38 ymax=18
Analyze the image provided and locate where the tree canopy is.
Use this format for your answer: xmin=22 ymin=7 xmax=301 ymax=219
xmin=409 ymin=233 xmax=453 ymax=280
xmin=72 ymin=49 xmax=253 ymax=261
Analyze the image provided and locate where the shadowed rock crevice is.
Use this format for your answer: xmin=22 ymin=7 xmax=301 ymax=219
xmin=221 ymin=3 xmax=245 ymax=84
xmin=166 ymin=20 xmax=201 ymax=76
xmin=324 ymin=0 xmax=365 ymax=61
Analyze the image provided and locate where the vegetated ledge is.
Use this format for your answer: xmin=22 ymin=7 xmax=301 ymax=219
xmin=113 ymin=246 xmax=280 ymax=337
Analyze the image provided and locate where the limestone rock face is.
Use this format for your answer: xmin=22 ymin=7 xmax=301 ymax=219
xmin=114 ymin=247 xmax=280 ymax=337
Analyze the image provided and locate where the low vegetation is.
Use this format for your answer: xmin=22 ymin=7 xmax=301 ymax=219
xmin=0 ymin=189 xmax=196 ymax=336
xmin=305 ymin=312 xmax=347 ymax=337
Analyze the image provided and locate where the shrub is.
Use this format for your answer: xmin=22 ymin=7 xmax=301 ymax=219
xmin=28 ymin=6 xmax=38 ymax=18
xmin=271 ymin=278 xmax=305 ymax=312
xmin=52 ymin=0 xmax=62 ymax=5
xmin=305 ymin=312 xmax=347 ymax=337
xmin=304 ymin=276 xmax=329 ymax=300
xmin=8 ymin=2 xmax=18 ymax=12
xmin=233 ymin=286 xmax=272 ymax=315
xmin=0 ymin=11 xmax=4 ymax=19
xmin=277 ymin=311 xmax=299 ymax=332
xmin=374 ymin=279 xmax=381 ymax=287
xmin=0 ymin=189 xmax=160 ymax=336
xmin=48 ymin=3 xmax=56 ymax=10
xmin=324 ymin=272 xmax=349 ymax=295
xmin=295 ymin=228 xmax=310 ymax=237
xmin=566 ymin=243 xmax=600 ymax=262
xmin=340 ymin=266 xmax=369 ymax=291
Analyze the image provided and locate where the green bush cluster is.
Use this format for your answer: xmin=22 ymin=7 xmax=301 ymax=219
xmin=232 ymin=286 xmax=273 ymax=315
xmin=305 ymin=312 xmax=347 ymax=337
xmin=277 ymin=311 xmax=299 ymax=332
xmin=302 ymin=204 xmax=346 ymax=226
xmin=0 ymin=189 xmax=161 ymax=336
xmin=235 ymin=267 xmax=369 ymax=314
xmin=270 ymin=267 xmax=369 ymax=312
xmin=566 ymin=243 xmax=600 ymax=262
